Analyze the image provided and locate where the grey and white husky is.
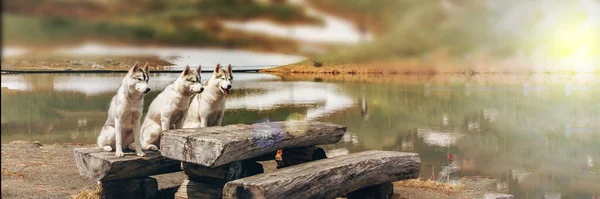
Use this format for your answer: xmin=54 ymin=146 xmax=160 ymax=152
xmin=183 ymin=64 xmax=233 ymax=128
xmin=97 ymin=62 xmax=151 ymax=157
xmin=140 ymin=65 xmax=203 ymax=150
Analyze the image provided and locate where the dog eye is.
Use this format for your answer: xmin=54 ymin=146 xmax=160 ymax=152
xmin=137 ymin=78 xmax=143 ymax=81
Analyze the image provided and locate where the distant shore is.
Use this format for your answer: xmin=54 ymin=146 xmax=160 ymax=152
xmin=260 ymin=60 xmax=600 ymax=75
xmin=1 ymin=54 xmax=174 ymax=72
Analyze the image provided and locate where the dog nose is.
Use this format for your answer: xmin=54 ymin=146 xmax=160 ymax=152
xmin=226 ymin=85 xmax=232 ymax=89
xmin=199 ymin=87 xmax=204 ymax=93
xmin=144 ymin=88 xmax=151 ymax=93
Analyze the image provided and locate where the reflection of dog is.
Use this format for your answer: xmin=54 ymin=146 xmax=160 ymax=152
xmin=97 ymin=62 xmax=150 ymax=157
xmin=140 ymin=65 xmax=203 ymax=150
xmin=183 ymin=64 xmax=233 ymax=128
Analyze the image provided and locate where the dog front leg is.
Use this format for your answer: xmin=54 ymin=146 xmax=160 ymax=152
xmin=215 ymin=111 xmax=224 ymax=126
xmin=133 ymin=116 xmax=145 ymax=156
xmin=175 ymin=111 xmax=187 ymax=129
xmin=199 ymin=116 xmax=208 ymax=128
xmin=114 ymin=117 xmax=124 ymax=157
xmin=161 ymin=114 xmax=172 ymax=132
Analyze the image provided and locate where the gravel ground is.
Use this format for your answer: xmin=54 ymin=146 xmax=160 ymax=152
xmin=1 ymin=142 xmax=184 ymax=199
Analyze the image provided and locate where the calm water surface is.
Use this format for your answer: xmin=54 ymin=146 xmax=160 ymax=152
xmin=1 ymin=73 xmax=599 ymax=198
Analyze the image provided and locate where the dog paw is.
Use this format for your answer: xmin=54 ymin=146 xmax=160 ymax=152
xmin=136 ymin=151 xmax=146 ymax=157
xmin=102 ymin=146 xmax=113 ymax=152
xmin=115 ymin=151 xmax=124 ymax=157
xmin=147 ymin=145 xmax=159 ymax=151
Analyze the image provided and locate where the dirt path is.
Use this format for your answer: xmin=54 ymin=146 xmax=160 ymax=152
xmin=1 ymin=142 xmax=184 ymax=199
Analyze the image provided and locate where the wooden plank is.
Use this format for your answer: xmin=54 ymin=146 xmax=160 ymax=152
xmin=74 ymin=148 xmax=181 ymax=181
xmin=222 ymin=151 xmax=420 ymax=199
xmin=160 ymin=121 xmax=346 ymax=167
xmin=100 ymin=177 xmax=158 ymax=199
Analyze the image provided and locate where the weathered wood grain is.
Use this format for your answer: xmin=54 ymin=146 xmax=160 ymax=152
xmin=160 ymin=121 xmax=346 ymax=167
xmin=183 ymin=161 xmax=264 ymax=186
xmin=175 ymin=179 xmax=222 ymax=199
xmin=222 ymin=151 xmax=420 ymax=199
xmin=74 ymin=148 xmax=181 ymax=181
xmin=100 ymin=177 xmax=158 ymax=199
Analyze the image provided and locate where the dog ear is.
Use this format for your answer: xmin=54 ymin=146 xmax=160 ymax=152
xmin=227 ymin=64 xmax=233 ymax=79
xmin=214 ymin=64 xmax=221 ymax=73
xmin=182 ymin=65 xmax=190 ymax=76
xmin=143 ymin=62 xmax=150 ymax=74
xmin=129 ymin=62 xmax=140 ymax=74
xmin=196 ymin=65 xmax=201 ymax=75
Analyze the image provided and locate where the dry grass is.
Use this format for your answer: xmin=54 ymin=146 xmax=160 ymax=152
xmin=261 ymin=59 xmax=456 ymax=75
xmin=1 ymin=54 xmax=174 ymax=71
xmin=393 ymin=179 xmax=464 ymax=195
xmin=1 ymin=168 xmax=27 ymax=179
xmin=71 ymin=187 xmax=101 ymax=199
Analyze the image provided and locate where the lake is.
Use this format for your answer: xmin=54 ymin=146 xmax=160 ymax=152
xmin=1 ymin=73 xmax=599 ymax=198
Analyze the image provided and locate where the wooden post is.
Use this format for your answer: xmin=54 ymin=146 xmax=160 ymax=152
xmin=100 ymin=177 xmax=158 ymax=199
xmin=276 ymin=146 xmax=327 ymax=169
xmin=174 ymin=180 xmax=222 ymax=199
xmin=176 ymin=161 xmax=264 ymax=199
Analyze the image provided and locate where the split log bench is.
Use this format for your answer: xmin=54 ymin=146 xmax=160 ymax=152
xmin=160 ymin=121 xmax=421 ymax=199
xmin=74 ymin=121 xmax=421 ymax=199
xmin=73 ymin=148 xmax=182 ymax=198
xmin=222 ymin=151 xmax=421 ymax=199
xmin=160 ymin=121 xmax=347 ymax=198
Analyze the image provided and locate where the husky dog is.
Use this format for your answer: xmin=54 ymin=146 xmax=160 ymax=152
xmin=183 ymin=64 xmax=233 ymax=128
xmin=97 ymin=62 xmax=151 ymax=157
xmin=140 ymin=65 xmax=203 ymax=150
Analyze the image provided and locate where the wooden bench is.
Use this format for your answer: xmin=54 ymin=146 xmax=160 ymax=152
xmin=160 ymin=121 xmax=347 ymax=198
xmin=73 ymin=148 xmax=182 ymax=198
xmin=222 ymin=151 xmax=421 ymax=199
xmin=74 ymin=121 xmax=422 ymax=199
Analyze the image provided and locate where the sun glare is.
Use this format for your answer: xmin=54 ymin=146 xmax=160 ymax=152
xmin=550 ymin=18 xmax=598 ymax=73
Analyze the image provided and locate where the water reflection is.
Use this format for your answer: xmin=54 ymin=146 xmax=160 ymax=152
xmin=1 ymin=73 xmax=599 ymax=198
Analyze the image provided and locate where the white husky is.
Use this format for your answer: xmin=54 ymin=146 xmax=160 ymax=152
xmin=140 ymin=65 xmax=203 ymax=150
xmin=97 ymin=62 xmax=150 ymax=157
xmin=183 ymin=64 xmax=233 ymax=128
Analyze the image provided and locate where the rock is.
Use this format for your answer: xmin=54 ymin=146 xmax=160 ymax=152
xmin=92 ymin=63 xmax=105 ymax=69
xmin=9 ymin=141 xmax=43 ymax=148
xmin=483 ymin=193 xmax=514 ymax=199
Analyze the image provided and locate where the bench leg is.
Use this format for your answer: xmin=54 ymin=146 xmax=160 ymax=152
xmin=347 ymin=182 xmax=394 ymax=199
xmin=175 ymin=179 xmax=223 ymax=199
xmin=276 ymin=146 xmax=327 ymax=168
xmin=100 ymin=177 xmax=158 ymax=199
xmin=176 ymin=161 xmax=264 ymax=199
